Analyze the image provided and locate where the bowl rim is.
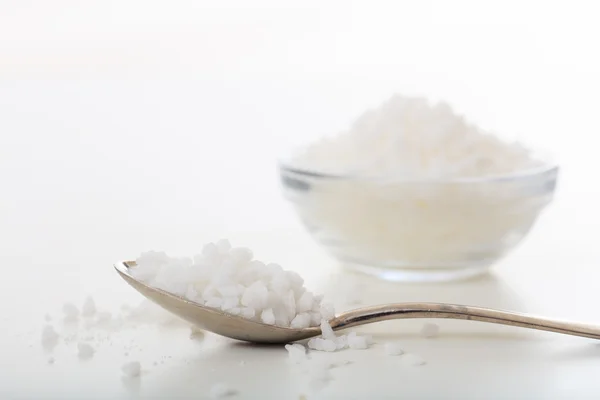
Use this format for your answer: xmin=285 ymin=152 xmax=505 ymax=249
xmin=278 ymin=158 xmax=560 ymax=184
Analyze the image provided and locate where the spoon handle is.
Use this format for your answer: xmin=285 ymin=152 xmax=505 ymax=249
xmin=331 ymin=302 xmax=600 ymax=339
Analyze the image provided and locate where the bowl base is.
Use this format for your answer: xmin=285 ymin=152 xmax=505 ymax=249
xmin=343 ymin=261 xmax=491 ymax=283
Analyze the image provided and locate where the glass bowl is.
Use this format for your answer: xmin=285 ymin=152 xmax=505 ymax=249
xmin=278 ymin=161 xmax=559 ymax=282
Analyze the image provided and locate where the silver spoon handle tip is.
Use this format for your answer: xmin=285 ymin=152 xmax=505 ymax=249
xmin=331 ymin=303 xmax=600 ymax=340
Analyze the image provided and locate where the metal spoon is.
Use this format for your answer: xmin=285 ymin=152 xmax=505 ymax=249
xmin=115 ymin=260 xmax=600 ymax=343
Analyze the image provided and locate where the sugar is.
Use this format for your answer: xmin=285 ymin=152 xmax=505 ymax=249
xmin=96 ymin=311 xmax=112 ymax=324
xmin=47 ymin=357 xmax=55 ymax=364
xmin=420 ymin=322 xmax=440 ymax=338
xmin=77 ymin=342 xmax=95 ymax=359
xmin=319 ymin=303 xmax=335 ymax=321
xmin=293 ymin=94 xmax=538 ymax=179
xmin=209 ymin=383 xmax=237 ymax=399
xmin=296 ymin=292 xmax=314 ymax=313
xmin=241 ymin=307 xmax=256 ymax=319
xmin=285 ymin=343 xmax=307 ymax=364
xmin=290 ymin=313 xmax=311 ymax=329
xmin=216 ymin=239 xmax=232 ymax=254
xmin=307 ymin=337 xmax=337 ymax=352
xmin=62 ymin=302 xmax=79 ymax=322
xmin=261 ymin=309 xmax=276 ymax=325
xmin=347 ymin=332 xmax=369 ymax=350
xmin=131 ymin=240 xmax=331 ymax=329
xmin=121 ymin=361 xmax=141 ymax=378
xmin=41 ymin=325 xmax=59 ymax=350
xmin=82 ymin=296 xmax=97 ymax=317
xmin=189 ymin=326 xmax=205 ymax=340
xmin=384 ymin=342 xmax=404 ymax=356
xmin=320 ymin=320 xmax=336 ymax=341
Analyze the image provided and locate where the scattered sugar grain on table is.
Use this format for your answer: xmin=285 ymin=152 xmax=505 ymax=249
xmin=121 ymin=361 xmax=141 ymax=378
xmin=82 ymin=296 xmax=97 ymax=317
xmin=62 ymin=302 xmax=80 ymax=322
xmin=77 ymin=342 xmax=95 ymax=359
xmin=41 ymin=325 xmax=59 ymax=350
xmin=420 ymin=322 xmax=440 ymax=338
xmin=384 ymin=342 xmax=404 ymax=356
xmin=285 ymin=343 xmax=307 ymax=364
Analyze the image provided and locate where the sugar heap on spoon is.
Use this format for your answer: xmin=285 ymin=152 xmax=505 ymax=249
xmin=131 ymin=239 xmax=333 ymax=329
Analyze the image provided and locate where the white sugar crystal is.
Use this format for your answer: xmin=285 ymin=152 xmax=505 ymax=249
xmin=285 ymin=343 xmax=306 ymax=363
xmin=308 ymin=337 xmax=337 ymax=352
xmin=347 ymin=332 xmax=369 ymax=350
xmin=41 ymin=325 xmax=59 ymax=350
xmin=261 ymin=309 xmax=275 ymax=325
xmin=335 ymin=335 xmax=348 ymax=350
xmin=62 ymin=302 xmax=79 ymax=322
xmin=77 ymin=342 xmax=95 ymax=359
xmin=420 ymin=322 xmax=440 ymax=338
xmin=216 ymin=239 xmax=232 ymax=254
xmin=241 ymin=307 xmax=256 ymax=319
xmin=201 ymin=242 xmax=219 ymax=259
xmin=185 ymin=286 xmax=199 ymax=301
xmin=384 ymin=342 xmax=404 ymax=356
xmin=121 ymin=361 xmax=141 ymax=378
xmin=82 ymin=296 xmax=97 ymax=317
xmin=209 ymin=383 xmax=237 ymax=399
xmin=319 ymin=303 xmax=335 ymax=321
xmin=310 ymin=313 xmax=322 ymax=326
xmin=290 ymin=313 xmax=311 ymax=329
xmin=229 ymin=247 xmax=253 ymax=265
xmin=293 ymin=94 xmax=538 ymax=179
xmin=132 ymin=240 xmax=331 ymax=329
xmin=296 ymin=292 xmax=314 ymax=313
xmin=189 ymin=326 xmax=205 ymax=340
xmin=241 ymin=282 xmax=268 ymax=310
xmin=283 ymin=291 xmax=297 ymax=321
xmin=273 ymin=306 xmax=291 ymax=327
xmin=228 ymin=307 xmax=242 ymax=316
xmin=47 ymin=357 xmax=55 ymax=364
xmin=97 ymin=311 xmax=112 ymax=323
xmin=217 ymin=285 xmax=240 ymax=298
xmin=44 ymin=314 xmax=52 ymax=322
xmin=320 ymin=320 xmax=336 ymax=341
xmin=220 ymin=297 xmax=239 ymax=310
xmin=205 ymin=297 xmax=223 ymax=308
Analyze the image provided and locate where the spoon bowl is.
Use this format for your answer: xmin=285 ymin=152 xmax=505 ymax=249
xmin=115 ymin=261 xmax=320 ymax=343
xmin=115 ymin=260 xmax=600 ymax=344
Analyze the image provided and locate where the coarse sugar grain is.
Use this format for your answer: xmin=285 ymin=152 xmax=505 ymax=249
xmin=420 ymin=322 xmax=440 ymax=338
xmin=82 ymin=296 xmax=97 ymax=317
xmin=41 ymin=325 xmax=59 ymax=350
xmin=384 ymin=342 xmax=404 ymax=356
xmin=77 ymin=342 xmax=95 ymax=359
xmin=121 ymin=361 xmax=141 ymax=378
xmin=285 ymin=343 xmax=307 ymax=364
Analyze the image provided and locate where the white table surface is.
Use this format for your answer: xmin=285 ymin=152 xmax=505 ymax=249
xmin=2 ymin=2 xmax=600 ymax=399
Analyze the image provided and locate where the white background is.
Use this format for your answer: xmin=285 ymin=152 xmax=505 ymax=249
xmin=1 ymin=1 xmax=600 ymax=399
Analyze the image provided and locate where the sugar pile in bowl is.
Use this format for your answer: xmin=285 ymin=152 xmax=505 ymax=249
xmin=131 ymin=239 xmax=335 ymax=329
xmin=282 ymin=94 xmax=557 ymax=276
